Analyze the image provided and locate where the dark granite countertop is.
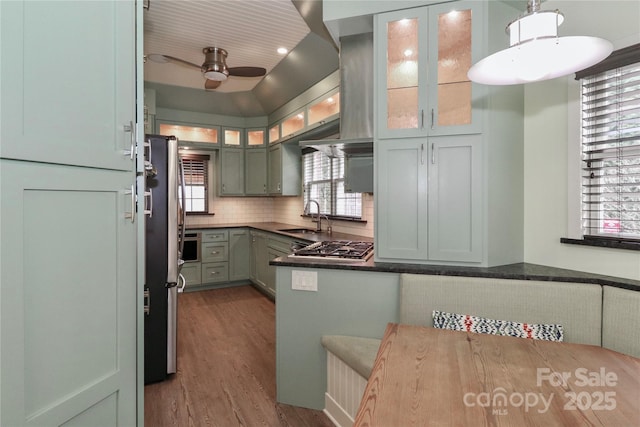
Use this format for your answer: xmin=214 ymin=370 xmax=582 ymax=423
xmin=184 ymin=223 xmax=639 ymax=292
xmin=270 ymin=257 xmax=640 ymax=292
xmin=186 ymin=222 xmax=373 ymax=244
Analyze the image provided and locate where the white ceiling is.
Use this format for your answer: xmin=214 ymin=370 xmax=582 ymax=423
xmin=144 ymin=0 xmax=311 ymax=93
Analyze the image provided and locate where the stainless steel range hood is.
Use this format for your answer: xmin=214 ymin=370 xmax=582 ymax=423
xmin=300 ymin=32 xmax=373 ymax=158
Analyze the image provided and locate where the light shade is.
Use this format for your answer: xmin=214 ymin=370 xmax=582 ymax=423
xmin=203 ymin=69 xmax=228 ymax=81
xmin=468 ymin=3 xmax=613 ymax=85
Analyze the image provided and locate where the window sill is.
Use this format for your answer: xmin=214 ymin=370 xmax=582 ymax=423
xmin=186 ymin=212 xmax=215 ymax=216
xmin=560 ymin=237 xmax=640 ymax=251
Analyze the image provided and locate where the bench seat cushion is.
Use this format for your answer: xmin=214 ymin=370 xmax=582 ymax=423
xmin=321 ymin=335 xmax=381 ymax=379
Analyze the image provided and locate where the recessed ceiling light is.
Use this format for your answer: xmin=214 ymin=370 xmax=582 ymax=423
xmin=277 ymin=47 xmax=288 ymax=55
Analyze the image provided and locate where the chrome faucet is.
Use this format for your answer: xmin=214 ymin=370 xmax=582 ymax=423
xmin=305 ymin=199 xmax=322 ymax=232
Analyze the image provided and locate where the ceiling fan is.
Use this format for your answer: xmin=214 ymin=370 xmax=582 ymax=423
xmin=147 ymin=47 xmax=267 ymax=90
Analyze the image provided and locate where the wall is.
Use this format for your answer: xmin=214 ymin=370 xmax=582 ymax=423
xmin=523 ymin=1 xmax=640 ymax=280
xmin=186 ymin=192 xmax=374 ymax=238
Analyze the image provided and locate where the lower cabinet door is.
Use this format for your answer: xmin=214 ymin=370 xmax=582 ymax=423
xmin=428 ymin=135 xmax=483 ymax=262
xmin=202 ymin=262 xmax=229 ymax=284
xmin=376 ymin=139 xmax=428 ymax=261
xmin=180 ymin=262 xmax=202 ymax=287
xmin=229 ymin=229 xmax=250 ymax=281
xmin=0 ymin=160 xmax=137 ymax=426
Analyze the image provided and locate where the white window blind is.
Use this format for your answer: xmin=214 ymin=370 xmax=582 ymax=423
xmin=581 ymin=57 xmax=640 ymax=240
xmin=181 ymin=154 xmax=209 ymax=213
xmin=303 ymin=151 xmax=362 ymax=218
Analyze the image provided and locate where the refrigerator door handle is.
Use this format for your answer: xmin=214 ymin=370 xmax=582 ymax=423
xmin=178 ymin=273 xmax=186 ymax=293
xmin=178 ymin=154 xmax=186 ymax=263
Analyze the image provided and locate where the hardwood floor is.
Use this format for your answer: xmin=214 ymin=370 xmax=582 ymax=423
xmin=144 ymin=285 xmax=334 ymax=427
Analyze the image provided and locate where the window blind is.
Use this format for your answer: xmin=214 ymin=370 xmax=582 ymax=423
xmin=303 ymin=151 xmax=362 ymax=218
xmin=581 ymin=60 xmax=640 ymax=240
xmin=181 ymin=154 xmax=209 ymax=213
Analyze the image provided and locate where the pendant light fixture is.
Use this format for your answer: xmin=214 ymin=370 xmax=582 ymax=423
xmin=468 ymin=0 xmax=613 ymax=85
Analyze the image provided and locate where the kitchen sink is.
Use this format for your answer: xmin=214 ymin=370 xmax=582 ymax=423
xmin=278 ymin=228 xmax=318 ymax=234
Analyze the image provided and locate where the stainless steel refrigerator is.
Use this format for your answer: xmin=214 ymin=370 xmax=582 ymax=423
xmin=144 ymin=134 xmax=185 ymax=384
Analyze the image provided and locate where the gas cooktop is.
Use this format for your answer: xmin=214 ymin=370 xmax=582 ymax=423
xmin=290 ymin=240 xmax=374 ymax=261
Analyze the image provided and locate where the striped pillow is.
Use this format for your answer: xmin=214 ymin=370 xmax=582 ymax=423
xmin=432 ymin=310 xmax=564 ymax=342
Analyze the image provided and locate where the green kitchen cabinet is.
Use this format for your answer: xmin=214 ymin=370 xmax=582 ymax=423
xmin=376 ymin=136 xmax=482 ymax=263
xmin=222 ymin=127 xmax=244 ymax=147
xmin=229 ymin=229 xmax=251 ymax=281
xmin=344 ymin=155 xmax=374 ymax=193
xmin=1 ymin=2 xmax=136 ymax=172
xmin=250 ymin=231 xmax=271 ymax=293
xmin=201 ymin=229 xmax=229 ymax=284
xmin=374 ymin=0 xmax=524 ymax=267
xmin=427 ymin=135 xmax=482 ymax=262
xmin=375 ymin=1 xmax=483 ymax=140
xmin=202 ymin=262 xmax=229 ymax=284
xmin=376 ymin=140 xmax=428 ymax=260
xmin=265 ymin=236 xmax=293 ymax=296
xmin=0 ymin=1 xmax=139 ymax=425
xmin=181 ymin=262 xmax=202 ymax=288
xmin=245 ymin=148 xmax=268 ymax=195
xmin=220 ymin=148 xmax=245 ymax=196
xmin=246 ymin=128 xmax=267 ymax=148
xmin=268 ymin=143 xmax=301 ymax=196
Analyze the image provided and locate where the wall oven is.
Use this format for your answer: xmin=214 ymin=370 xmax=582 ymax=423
xmin=182 ymin=232 xmax=201 ymax=262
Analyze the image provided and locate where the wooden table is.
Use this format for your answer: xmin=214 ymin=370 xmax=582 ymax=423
xmin=354 ymin=323 xmax=640 ymax=426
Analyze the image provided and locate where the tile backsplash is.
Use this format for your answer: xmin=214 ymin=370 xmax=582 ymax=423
xmin=186 ymin=194 xmax=374 ymax=238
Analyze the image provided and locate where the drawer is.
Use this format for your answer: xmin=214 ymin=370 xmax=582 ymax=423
xmin=202 ymin=242 xmax=228 ymax=263
xmin=180 ymin=262 xmax=202 ymax=287
xmin=202 ymin=262 xmax=229 ymax=284
xmin=268 ymin=237 xmax=293 ymax=254
xmin=201 ymin=229 xmax=228 ymax=243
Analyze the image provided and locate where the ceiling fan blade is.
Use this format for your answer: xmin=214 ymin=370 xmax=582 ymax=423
xmin=228 ymin=66 xmax=267 ymax=78
xmin=147 ymin=53 xmax=200 ymax=70
xmin=204 ymin=79 xmax=222 ymax=90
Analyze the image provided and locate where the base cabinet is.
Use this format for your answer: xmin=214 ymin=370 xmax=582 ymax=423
xmin=229 ymin=229 xmax=250 ymax=281
xmin=184 ymin=227 xmax=299 ymax=296
xmin=181 ymin=262 xmax=202 ymax=288
xmin=250 ymin=231 xmax=271 ymax=294
xmin=376 ymin=135 xmax=482 ymax=263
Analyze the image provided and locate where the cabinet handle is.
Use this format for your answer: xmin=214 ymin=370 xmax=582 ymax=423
xmin=125 ymin=184 xmax=135 ymax=223
xmin=210 ymin=271 xmax=219 ymax=275
xmin=421 ymin=110 xmax=425 ymax=129
xmin=123 ymin=121 xmax=135 ymax=160
xmin=222 ymin=184 xmax=226 ymax=192
xmin=421 ymin=143 xmax=425 ymax=165
xmin=431 ymin=109 xmax=435 ymax=130
xmin=431 ymin=143 xmax=436 ymax=164
xmin=211 ymin=251 xmax=219 ymax=255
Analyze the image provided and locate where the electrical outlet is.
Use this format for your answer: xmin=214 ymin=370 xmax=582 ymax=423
xmin=291 ymin=270 xmax=318 ymax=291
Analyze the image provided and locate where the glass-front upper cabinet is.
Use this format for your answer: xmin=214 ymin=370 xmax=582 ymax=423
xmin=375 ymin=1 xmax=482 ymax=138
xmin=307 ymin=90 xmax=340 ymax=130
xmin=222 ymin=127 xmax=243 ymax=147
xmin=246 ymin=128 xmax=266 ymax=148
xmin=269 ymin=124 xmax=280 ymax=144
xmin=427 ymin=1 xmax=482 ymax=136
xmin=281 ymin=111 xmax=306 ymax=141
xmin=158 ymin=122 xmax=219 ymax=145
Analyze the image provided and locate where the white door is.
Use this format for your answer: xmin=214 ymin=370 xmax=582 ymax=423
xmin=0 ymin=0 xmax=139 ymax=425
